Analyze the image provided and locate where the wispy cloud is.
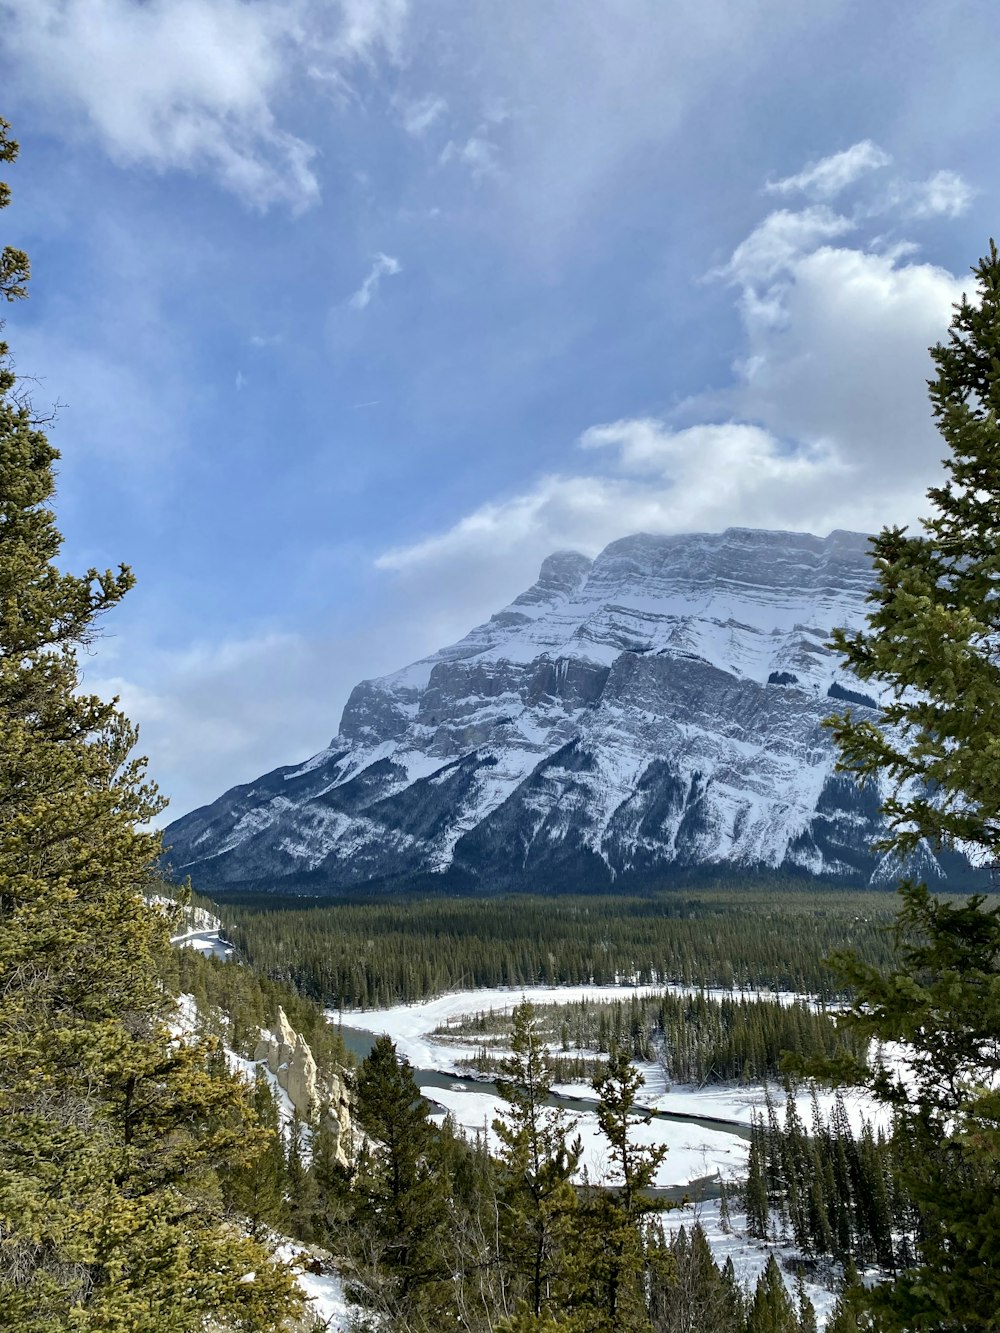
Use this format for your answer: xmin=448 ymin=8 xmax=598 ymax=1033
xmin=440 ymin=134 xmax=502 ymax=181
xmin=1 ymin=0 xmax=413 ymax=213
xmin=377 ymin=147 xmax=964 ymax=601
xmin=349 ymin=252 xmax=402 ymax=309
xmin=898 ymin=170 xmax=974 ymax=220
xmin=718 ymin=205 xmax=855 ymax=285
xmin=400 ymin=94 xmax=448 ymax=137
xmin=3 ymin=0 xmax=321 ymax=212
xmin=766 ymin=140 xmax=891 ymax=200
xmin=331 ymin=0 xmax=410 ymax=63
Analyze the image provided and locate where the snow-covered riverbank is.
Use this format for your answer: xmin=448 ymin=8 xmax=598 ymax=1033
xmin=334 ymin=982 xmax=880 ymax=1191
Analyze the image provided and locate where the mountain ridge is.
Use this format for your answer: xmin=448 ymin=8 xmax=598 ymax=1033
xmin=165 ymin=526 xmax=964 ymax=895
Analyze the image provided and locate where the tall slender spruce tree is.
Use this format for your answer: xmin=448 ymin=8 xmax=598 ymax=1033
xmin=493 ymin=1000 xmax=582 ymax=1323
xmin=0 ymin=121 xmax=303 ymax=1331
xmin=825 ymin=243 xmax=1000 ymax=1329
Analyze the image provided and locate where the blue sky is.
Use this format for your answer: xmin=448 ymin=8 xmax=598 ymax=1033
xmin=1 ymin=0 xmax=998 ymax=818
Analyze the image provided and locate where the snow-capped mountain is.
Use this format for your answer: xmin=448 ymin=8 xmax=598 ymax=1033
xmin=165 ymin=527 xmax=949 ymax=894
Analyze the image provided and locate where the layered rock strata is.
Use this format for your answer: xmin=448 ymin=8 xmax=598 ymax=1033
xmin=166 ymin=527 xmax=965 ymax=891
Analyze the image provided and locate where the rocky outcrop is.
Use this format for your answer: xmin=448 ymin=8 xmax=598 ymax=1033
xmin=165 ymin=527 xmax=972 ymax=891
xmin=254 ymin=1008 xmax=352 ymax=1164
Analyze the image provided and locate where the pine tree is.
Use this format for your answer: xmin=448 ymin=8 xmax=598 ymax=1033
xmin=745 ymin=1256 xmax=799 ymax=1333
xmin=220 ymin=1073 xmax=289 ymax=1237
xmin=647 ymin=1222 xmax=741 ymax=1333
xmin=794 ymin=1269 xmax=818 ymax=1333
xmin=284 ymin=1112 xmax=318 ymax=1243
xmin=307 ymin=1119 xmax=351 ymax=1250
xmin=825 ymin=1262 xmax=869 ymax=1333
xmin=493 ymin=999 xmax=582 ymax=1321
xmin=350 ymin=1035 xmax=454 ymax=1322
xmin=0 ymin=122 xmax=302 ymax=1332
xmin=745 ymin=1118 xmax=770 ymax=1240
xmin=0 ymin=121 xmax=28 ymax=303
xmin=823 ymin=242 xmax=1000 ymax=1328
xmin=570 ymin=1046 xmax=670 ymax=1333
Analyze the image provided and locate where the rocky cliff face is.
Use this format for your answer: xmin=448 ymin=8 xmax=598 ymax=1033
xmin=254 ymin=1008 xmax=353 ymax=1164
xmin=165 ymin=527 xmax=953 ymax=892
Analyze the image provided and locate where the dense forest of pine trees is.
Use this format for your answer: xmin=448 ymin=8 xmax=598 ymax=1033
xmin=435 ymin=991 xmax=866 ymax=1087
xmin=213 ymin=887 xmax=906 ymax=1008
xmin=742 ymin=1087 xmax=911 ymax=1272
xmin=162 ymin=930 xmax=351 ymax=1072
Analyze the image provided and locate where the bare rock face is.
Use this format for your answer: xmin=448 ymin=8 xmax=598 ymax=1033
xmin=285 ymin=1034 xmax=318 ymax=1113
xmin=254 ymin=1007 xmax=352 ymax=1164
xmin=166 ymin=527 xmax=970 ymax=891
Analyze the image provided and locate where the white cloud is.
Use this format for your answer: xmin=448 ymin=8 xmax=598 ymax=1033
xmin=720 ymin=206 xmax=855 ymax=285
xmin=1 ymin=0 xmax=411 ymax=211
xmin=723 ymin=222 xmax=963 ymax=494
xmin=766 ymin=141 xmax=891 ymax=200
xmin=901 ymin=170 xmax=974 ymax=220
xmin=349 ymin=252 xmax=402 ymax=309
xmin=377 ymin=155 xmax=967 ymax=606
xmin=400 ymin=94 xmax=448 ymax=137
xmin=89 ymin=631 xmax=333 ymax=821
xmin=376 ymin=421 xmax=857 ymax=582
xmin=331 ymin=0 xmax=409 ymax=63
xmin=440 ymin=135 xmax=502 ymax=182
xmin=90 ymin=604 xmax=457 ymax=820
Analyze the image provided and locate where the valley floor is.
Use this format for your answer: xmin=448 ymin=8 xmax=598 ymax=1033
xmin=335 ymin=981 xmax=882 ymax=1327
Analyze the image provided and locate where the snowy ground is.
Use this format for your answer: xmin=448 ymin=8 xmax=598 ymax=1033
xmin=275 ymin=1242 xmax=352 ymax=1331
xmin=336 ymin=982 xmax=807 ymax=1073
xmin=336 ymin=982 xmax=884 ymax=1145
xmin=425 ymin=1079 xmax=749 ymax=1189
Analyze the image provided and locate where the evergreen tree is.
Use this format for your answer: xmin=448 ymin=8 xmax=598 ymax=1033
xmin=350 ymin=1035 xmax=453 ymax=1323
xmin=794 ymin=1269 xmax=818 ymax=1333
xmin=0 ymin=121 xmax=28 ymax=303
xmin=824 ymin=239 xmax=1000 ymax=1333
xmin=493 ymin=999 xmax=582 ymax=1321
xmin=825 ymin=1262 xmax=870 ymax=1333
xmin=220 ymin=1074 xmax=288 ymax=1237
xmin=647 ymin=1222 xmax=744 ymax=1333
xmin=284 ymin=1112 xmax=318 ymax=1243
xmin=745 ymin=1256 xmax=798 ymax=1333
xmin=832 ymin=245 xmax=1000 ymax=1327
xmin=570 ymin=1047 xmax=670 ymax=1333
xmin=307 ymin=1119 xmax=351 ymax=1250
xmin=745 ymin=1118 xmax=770 ymax=1241
xmin=831 ymin=242 xmax=1000 ymax=863
xmin=0 ymin=122 xmax=302 ymax=1332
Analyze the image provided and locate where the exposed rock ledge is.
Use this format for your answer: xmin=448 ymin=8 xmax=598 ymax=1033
xmin=254 ymin=1007 xmax=353 ymax=1165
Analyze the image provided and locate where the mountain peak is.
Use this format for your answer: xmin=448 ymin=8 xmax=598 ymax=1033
xmin=165 ymin=526 xmax=960 ymax=895
xmin=509 ymin=550 xmax=592 ymax=610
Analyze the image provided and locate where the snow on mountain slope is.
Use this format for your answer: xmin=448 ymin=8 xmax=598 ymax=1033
xmin=165 ymin=527 xmax=944 ymax=894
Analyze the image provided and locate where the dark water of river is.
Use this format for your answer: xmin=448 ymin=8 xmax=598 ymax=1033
xmin=337 ymin=1023 xmax=751 ymax=1204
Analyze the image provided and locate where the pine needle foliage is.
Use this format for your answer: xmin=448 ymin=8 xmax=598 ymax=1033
xmin=829 ymin=240 xmax=1000 ymax=862
xmin=0 ymin=124 xmax=302 ymax=1331
xmin=823 ymin=243 xmax=1000 ymax=1330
